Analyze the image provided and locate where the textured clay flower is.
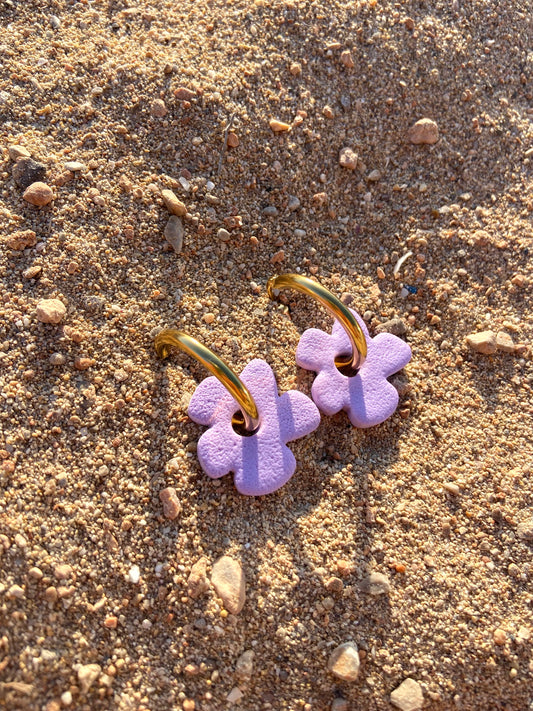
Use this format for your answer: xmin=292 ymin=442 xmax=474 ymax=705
xmin=187 ymin=359 xmax=320 ymax=496
xmin=296 ymin=309 xmax=411 ymax=427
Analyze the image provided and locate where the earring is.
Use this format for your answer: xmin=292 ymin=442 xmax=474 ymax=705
xmin=155 ymin=329 xmax=320 ymax=496
xmin=267 ymin=274 xmax=412 ymax=428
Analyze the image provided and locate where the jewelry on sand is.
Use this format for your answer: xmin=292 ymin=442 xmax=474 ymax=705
xmin=268 ymin=274 xmax=412 ymax=428
xmin=155 ymin=329 xmax=320 ymax=496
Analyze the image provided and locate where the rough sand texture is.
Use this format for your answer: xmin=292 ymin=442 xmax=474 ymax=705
xmin=1 ymin=1 xmax=532 ymax=710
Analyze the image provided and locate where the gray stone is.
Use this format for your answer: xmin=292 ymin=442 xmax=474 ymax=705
xmin=374 ymin=318 xmax=407 ymax=337
xmin=287 ymin=196 xmax=301 ymax=211
xmin=262 ymin=205 xmax=278 ymax=217
xmin=358 ymin=572 xmax=391 ymax=596
xmin=164 ymin=216 xmax=184 ymax=253
xmin=12 ymin=158 xmax=47 ymax=189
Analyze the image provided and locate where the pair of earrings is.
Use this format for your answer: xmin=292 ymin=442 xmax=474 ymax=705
xmin=155 ymin=274 xmax=411 ymax=496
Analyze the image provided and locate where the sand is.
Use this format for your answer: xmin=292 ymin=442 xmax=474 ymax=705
xmin=0 ymin=1 xmax=532 ymax=709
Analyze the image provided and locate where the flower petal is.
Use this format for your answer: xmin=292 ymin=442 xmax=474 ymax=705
xmin=345 ymin=371 xmax=400 ymax=427
xmin=369 ymin=333 xmax=412 ymax=377
xmin=310 ymin=368 xmax=347 ymax=416
xmin=296 ymin=327 xmax=337 ymax=371
xmin=188 ymin=376 xmax=233 ymax=426
xmin=277 ymin=390 xmax=321 ymax=441
xmin=196 ymin=424 xmax=240 ymax=478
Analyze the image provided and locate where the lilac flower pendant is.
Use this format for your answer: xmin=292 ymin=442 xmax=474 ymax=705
xmin=296 ymin=309 xmax=411 ymax=428
xmin=187 ymin=359 xmax=320 ymax=496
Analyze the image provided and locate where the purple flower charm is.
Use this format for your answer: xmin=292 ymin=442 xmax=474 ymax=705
xmin=296 ymin=309 xmax=411 ymax=428
xmin=187 ymin=359 xmax=321 ymax=496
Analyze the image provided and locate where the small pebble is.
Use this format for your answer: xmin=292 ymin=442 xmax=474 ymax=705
xmin=77 ymin=663 xmax=101 ymax=693
xmin=287 ymin=195 xmax=300 ymax=211
xmin=235 ymin=650 xmax=254 ymax=680
xmin=54 ymin=564 xmax=72 ymax=580
xmin=49 ymin=14 xmax=61 ymax=29
xmin=44 ymin=586 xmax=58 ymax=603
xmin=150 ymin=98 xmax=168 ymax=117
xmin=217 ymin=228 xmax=231 ymax=242
xmin=49 ymin=352 xmax=66 ymax=366
xmin=331 ymin=700 xmax=349 ymax=711
xmin=74 ymin=357 xmax=94 ymax=370
xmin=159 ymin=487 xmax=181 ymax=520
xmin=390 ymin=678 xmax=424 ymax=711
xmin=327 ymin=642 xmax=360 ymax=682
xmin=493 ymin=628 xmax=507 ymax=646
xmin=13 ymin=158 xmax=47 ymax=189
xmin=187 ymin=557 xmax=210 ymax=599
xmin=174 ymin=87 xmax=196 ymax=101
xmin=61 ymin=691 xmax=72 ymax=706
xmin=263 ymin=205 xmax=278 ymax=216
xmin=36 ymin=299 xmax=66 ymax=324
xmin=227 ymin=688 xmax=244 ymax=704
xmin=294 ymin=229 xmax=306 ymax=239
xmin=8 ymin=144 xmax=31 ymax=160
xmin=358 ymin=572 xmax=391 ymax=595
xmin=6 ymin=229 xmax=36 ymax=250
xmin=495 ymin=331 xmax=515 ymax=353
xmin=164 ymin=216 xmax=184 ymax=253
xmin=340 ymin=50 xmax=355 ymax=68
xmin=339 ymin=147 xmax=358 ymax=170
xmin=211 ymin=556 xmax=246 ymax=614
xmin=517 ymin=518 xmax=533 ymax=541
xmin=128 ymin=565 xmax=140 ymax=584
xmin=7 ymin=584 xmax=25 ymax=600
xmin=374 ymin=318 xmax=407 ymax=336
xmin=104 ymin=615 xmax=118 ymax=629
xmin=408 ymin=118 xmax=439 ymax=145
xmin=63 ymin=161 xmax=85 ymax=172
xmin=367 ymin=169 xmax=381 ymax=181
xmin=443 ymin=482 xmax=461 ymax=495
xmin=23 ymin=182 xmax=53 ymax=206
xmin=269 ymin=119 xmax=291 ymax=132
xmin=227 ymin=132 xmax=239 ymax=148
xmin=465 ymin=330 xmax=497 ymax=355
xmin=289 ymin=62 xmax=302 ymax=76
xmin=323 ymin=105 xmax=334 ymax=119
xmin=161 ymin=189 xmax=187 ymax=216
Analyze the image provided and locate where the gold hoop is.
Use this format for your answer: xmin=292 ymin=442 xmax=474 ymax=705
xmin=267 ymin=274 xmax=367 ymax=371
xmin=155 ymin=329 xmax=260 ymax=432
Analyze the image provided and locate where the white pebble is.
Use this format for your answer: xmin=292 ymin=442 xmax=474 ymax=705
xmin=128 ymin=565 xmax=140 ymax=584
